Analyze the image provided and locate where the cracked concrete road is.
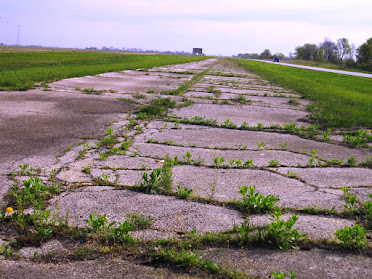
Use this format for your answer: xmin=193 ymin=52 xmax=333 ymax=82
xmin=1 ymin=58 xmax=371 ymax=279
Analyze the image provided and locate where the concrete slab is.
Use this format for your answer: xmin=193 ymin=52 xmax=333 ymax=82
xmin=48 ymin=188 xmax=244 ymax=234
xmin=0 ymin=258 xmax=198 ymax=279
xmin=172 ymin=104 xmax=309 ymax=127
xmin=50 ymin=71 xmax=187 ymax=93
xmin=278 ymin=167 xmax=372 ymax=188
xmin=144 ymin=126 xmax=372 ymax=162
xmin=172 ymin=166 xmax=342 ymax=210
xmin=248 ymin=213 xmax=355 ymax=240
xmin=204 ymin=248 xmax=372 ymax=279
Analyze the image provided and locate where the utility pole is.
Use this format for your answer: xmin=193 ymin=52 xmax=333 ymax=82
xmin=17 ymin=25 xmax=20 ymax=45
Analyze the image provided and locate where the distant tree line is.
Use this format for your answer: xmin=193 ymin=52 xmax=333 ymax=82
xmin=293 ymin=37 xmax=372 ymax=71
xmin=235 ymin=49 xmax=288 ymax=60
xmin=235 ymin=36 xmax=372 ymax=71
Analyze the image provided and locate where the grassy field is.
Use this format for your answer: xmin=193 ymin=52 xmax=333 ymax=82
xmin=0 ymin=49 xmax=208 ymax=91
xmin=283 ymin=59 xmax=372 ymax=74
xmin=235 ymin=59 xmax=372 ymax=129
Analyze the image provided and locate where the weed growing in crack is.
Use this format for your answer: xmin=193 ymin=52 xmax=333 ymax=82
xmin=308 ymin=157 xmax=314 ymax=167
xmin=269 ymin=160 xmax=280 ymax=167
xmin=138 ymin=166 xmax=172 ymax=194
xmin=238 ymin=186 xmax=279 ymax=213
xmin=9 ymin=177 xmax=61 ymax=212
xmin=360 ymin=156 xmax=372 ymax=168
xmin=240 ymin=122 xmax=250 ymax=129
xmin=222 ymin=118 xmax=238 ymax=129
xmin=288 ymin=98 xmax=301 ymax=106
xmin=243 ymin=160 xmax=255 ymax=168
xmin=287 ymin=170 xmax=298 ymax=178
xmin=212 ymin=157 xmax=225 ymax=168
xmin=82 ymin=166 xmax=91 ymax=174
xmin=335 ymin=224 xmax=368 ymax=251
xmin=177 ymin=185 xmax=193 ymax=199
xmin=191 ymin=116 xmax=218 ymax=126
xmin=126 ymin=213 xmax=155 ymax=229
xmin=257 ymin=142 xmax=265 ymax=150
xmin=78 ymin=150 xmax=86 ymax=159
xmin=84 ymin=212 xmax=141 ymax=243
xmin=363 ymin=194 xmax=372 ymax=229
xmin=343 ymin=129 xmax=371 ymax=148
xmin=345 ymin=156 xmax=357 ymax=167
xmin=183 ymin=152 xmax=193 ymax=164
xmin=100 ymin=128 xmax=118 ymax=148
xmin=300 ymin=206 xmax=335 ymax=215
xmin=325 ymin=159 xmax=343 ymax=166
xmin=281 ymin=143 xmax=287 ymax=150
xmin=267 ymin=211 xmax=306 ymax=251
xmin=83 ymin=88 xmax=102 ymax=95
xmin=271 ymin=271 xmax=296 ymax=279
xmin=139 ymin=97 xmax=176 ymax=116
xmin=230 ymin=95 xmax=250 ymax=104
xmin=342 ymin=187 xmax=357 ymax=212
xmin=137 ymin=112 xmax=147 ymax=119
xmin=256 ymin=123 xmax=264 ymax=130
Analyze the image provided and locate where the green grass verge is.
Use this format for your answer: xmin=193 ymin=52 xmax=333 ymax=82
xmin=0 ymin=51 xmax=208 ymax=91
xmin=235 ymin=59 xmax=372 ymax=128
xmin=282 ymin=60 xmax=372 ymax=74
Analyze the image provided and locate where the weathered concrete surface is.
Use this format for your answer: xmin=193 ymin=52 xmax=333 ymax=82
xmin=50 ymin=70 xmax=191 ymax=93
xmin=203 ymin=248 xmax=372 ymax=279
xmin=0 ymin=90 xmax=134 ymax=164
xmin=278 ymin=167 xmax=372 ymax=188
xmin=0 ymin=258 xmax=200 ymax=279
xmin=48 ymin=188 xmax=244 ymax=234
xmin=136 ymin=142 xmax=312 ymax=167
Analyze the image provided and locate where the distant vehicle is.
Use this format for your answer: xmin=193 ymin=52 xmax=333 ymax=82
xmin=273 ymin=57 xmax=280 ymax=62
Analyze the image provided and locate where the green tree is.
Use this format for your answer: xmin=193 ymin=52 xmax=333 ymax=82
xmin=337 ymin=38 xmax=351 ymax=61
xmin=356 ymin=37 xmax=372 ymax=63
xmin=260 ymin=49 xmax=272 ymax=60
xmin=320 ymin=38 xmax=338 ymax=62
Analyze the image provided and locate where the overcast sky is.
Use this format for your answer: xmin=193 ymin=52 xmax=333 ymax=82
xmin=1 ymin=0 xmax=371 ymax=56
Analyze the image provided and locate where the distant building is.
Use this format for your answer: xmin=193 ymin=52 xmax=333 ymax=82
xmin=192 ymin=48 xmax=204 ymax=55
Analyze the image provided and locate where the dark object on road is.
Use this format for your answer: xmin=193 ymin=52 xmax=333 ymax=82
xmin=273 ymin=57 xmax=280 ymax=62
